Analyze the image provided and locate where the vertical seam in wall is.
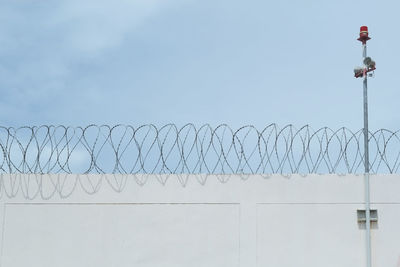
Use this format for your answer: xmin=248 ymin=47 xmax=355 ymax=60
xmin=256 ymin=204 xmax=258 ymax=267
xmin=0 ymin=204 xmax=7 ymax=267
xmin=238 ymin=204 xmax=241 ymax=267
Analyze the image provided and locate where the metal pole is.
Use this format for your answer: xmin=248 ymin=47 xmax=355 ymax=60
xmin=363 ymin=43 xmax=372 ymax=267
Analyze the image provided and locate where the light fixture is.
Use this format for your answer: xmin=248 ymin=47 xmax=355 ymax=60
xmin=354 ymin=66 xmax=364 ymax=77
xmin=363 ymin=57 xmax=376 ymax=69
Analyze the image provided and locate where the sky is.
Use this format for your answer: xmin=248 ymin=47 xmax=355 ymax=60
xmin=0 ymin=0 xmax=399 ymax=131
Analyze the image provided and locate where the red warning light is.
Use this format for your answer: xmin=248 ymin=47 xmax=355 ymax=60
xmin=357 ymin=26 xmax=371 ymax=44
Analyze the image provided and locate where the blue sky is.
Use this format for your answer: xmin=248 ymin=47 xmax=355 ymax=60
xmin=0 ymin=0 xmax=399 ymax=130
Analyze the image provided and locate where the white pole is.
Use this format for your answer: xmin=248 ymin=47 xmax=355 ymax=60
xmin=363 ymin=43 xmax=372 ymax=267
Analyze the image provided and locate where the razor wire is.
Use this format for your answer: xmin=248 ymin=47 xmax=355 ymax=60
xmin=0 ymin=124 xmax=400 ymax=175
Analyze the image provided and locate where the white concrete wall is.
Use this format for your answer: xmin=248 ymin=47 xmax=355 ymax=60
xmin=0 ymin=174 xmax=399 ymax=267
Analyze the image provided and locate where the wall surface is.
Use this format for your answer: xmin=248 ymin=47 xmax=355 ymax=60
xmin=0 ymin=174 xmax=399 ymax=267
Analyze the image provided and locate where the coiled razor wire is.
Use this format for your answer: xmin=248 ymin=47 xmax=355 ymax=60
xmin=0 ymin=124 xmax=400 ymax=175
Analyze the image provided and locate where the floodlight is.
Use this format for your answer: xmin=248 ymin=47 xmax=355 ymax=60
xmin=354 ymin=66 xmax=363 ymax=73
xmin=354 ymin=66 xmax=364 ymax=77
xmin=364 ymin=57 xmax=371 ymax=66
xmin=363 ymin=57 xmax=376 ymax=69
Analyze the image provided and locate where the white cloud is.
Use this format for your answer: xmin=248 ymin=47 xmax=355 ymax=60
xmin=48 ymin=0 xmax=173 ymax=55
xmin=0 ymin=0 xmax=177 ymax=56
xmin=0 ymin=0 xmax=184 ymax=124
